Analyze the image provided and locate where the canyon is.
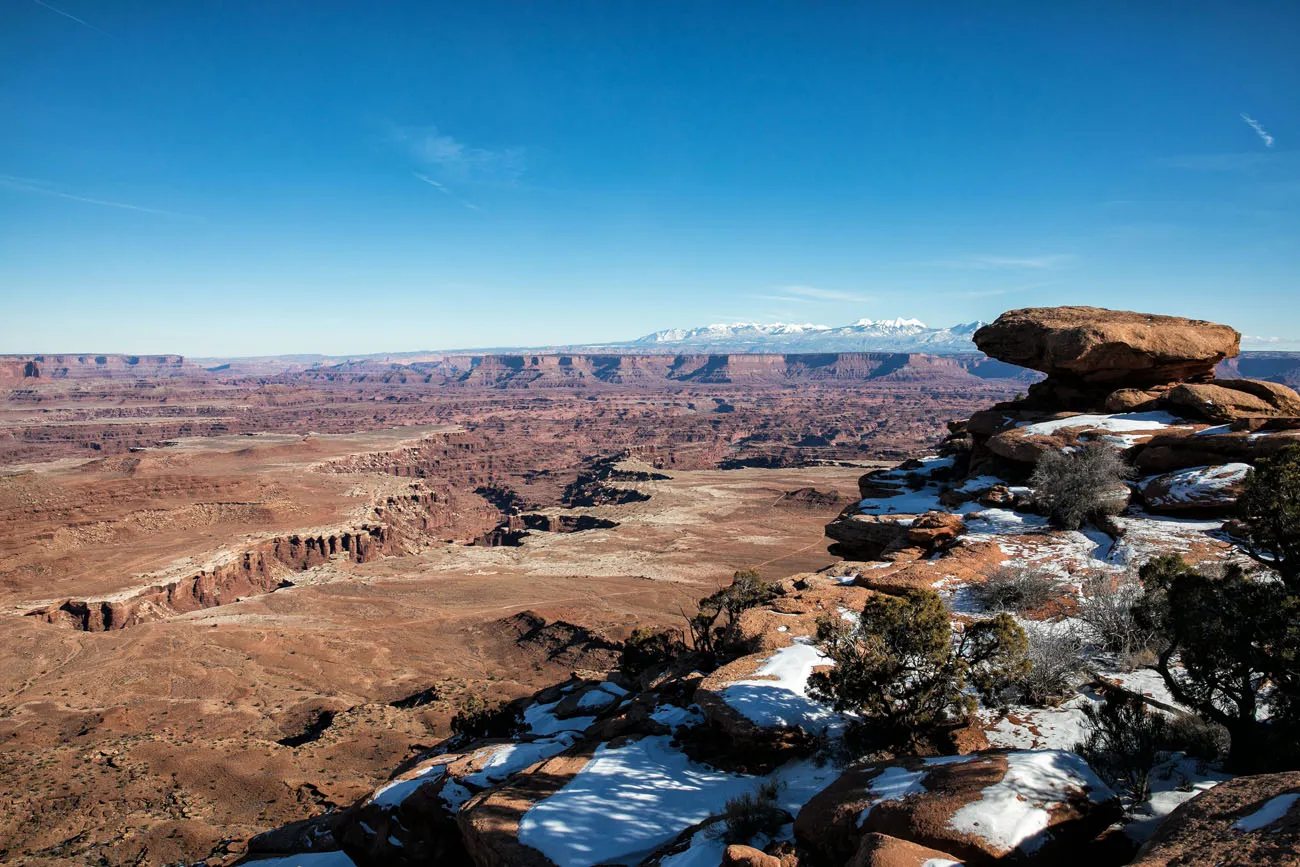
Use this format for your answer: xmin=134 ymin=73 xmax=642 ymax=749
xmin=0 ymin=350 xmax=1018 ymax=866
xmin=218 ymin=307 xmax=1300 ymax=867
xmin=4 ymin=340 xmax=1300 ymax=866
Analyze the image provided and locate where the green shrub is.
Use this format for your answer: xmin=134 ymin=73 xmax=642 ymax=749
xmin=620 ymin=626 xmax=688 ymax=679
xmin=808 ymin=588 xmax=1027 ymax=751
xmin=449 ymin=695 xmax=523 ymax=739
xmin=1238 ymin=443 xmax=1300 ymax=587
xmin=688 ymin=569 xmax=776 ymax=660
xmin=1134 ymin=554 xmax=1300 ymax=771
xmin=1162 ymin=713 xmax=1229 ymax=763
xmin=1073 ymin=692 xmax=1169 ymax=804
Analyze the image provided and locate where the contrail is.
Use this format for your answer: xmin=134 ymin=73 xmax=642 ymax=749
xmin=0 ymin=175 xmax=190 ymax=217
xmin=28 ymin=0 xmax=113 ymax=36
xmin=413 ymin=172 xmax=483 ymax=212
xmin=1240 ymin=113 xmax=1275 ymax=148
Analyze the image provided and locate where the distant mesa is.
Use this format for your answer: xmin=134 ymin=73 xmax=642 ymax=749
xmin=0 ymin=354 xmax=194 ymax=383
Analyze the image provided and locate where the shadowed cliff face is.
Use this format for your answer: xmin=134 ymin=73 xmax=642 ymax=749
xmin=26 ymin=525 xmax=396 ymax=632
xmin=0 ymin=354 xmax=193 ymax=380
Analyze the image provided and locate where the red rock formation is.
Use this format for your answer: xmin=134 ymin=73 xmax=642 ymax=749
xmin=27 ymin=525 xmax=394 ymax=632
xmin=973 ymin=307 xmax=1240 ymax=386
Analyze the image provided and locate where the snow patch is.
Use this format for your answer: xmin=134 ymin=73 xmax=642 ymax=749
xmin=650 ymin=704 xmax=705 ymax=731
xmin=856 ymin=767 xmax=929 ymax=826
xmin=524 ymin=698 xmax=596 ymax=736
xmin=1233 ymin=793 xmax=1300 ymax=832
xmin=242 ymin=852 xmax=357 ymax=866
xmin=946 ymin=751 xmax=1114 ymax=854
xmin=368 ymin=764 xmax=446 ymax=809
xmin=720 ymin=640 xmax=840 ymax=734
xmin=1017 ymin=411 xmax=1189 ymax=437
xmin=462 ymin=732 xmax=584 ymax=789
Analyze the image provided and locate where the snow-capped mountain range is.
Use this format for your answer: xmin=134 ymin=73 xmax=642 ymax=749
xmin=618 ymin=317 xmax=985 ymax=353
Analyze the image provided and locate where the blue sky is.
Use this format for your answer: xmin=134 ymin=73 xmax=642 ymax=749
xmin=1 ymin=1 xmax=1297 ymax=356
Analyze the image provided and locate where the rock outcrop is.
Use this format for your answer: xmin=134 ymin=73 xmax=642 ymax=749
xmin=973 ymin=307 xmax=1240 ymax=387
xmin=795 ymin=751 xmax=1119 ymax=866
xmin=850 ymin=833 xmax=964 ymax=867
xmin=1130 ymin=771 xmax=1300 ymax=866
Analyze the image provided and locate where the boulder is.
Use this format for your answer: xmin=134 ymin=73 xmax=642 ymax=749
xmin=1167 ymin=379 xmax=1300 ymax=422
xmin=1139 ymin=464 xmax=1252 ymax=515
xmin=906 ymin=511 xmax=966 ymax=549
xmin=721 ymin=844 xmax=785 ymax=866
xmin=1135 ymin=429 xmax=1300 ymax=474
xmin=978 ymin=484 xmax=1018 ymax=508
xmin=985 ymin=426 xmax=1066 ymax=466
xmin=1167 ymin=383 xmax=1278 ymax=422
xmin=1216 ymin=378 xmax=1300 ymax=414
xmin=1105 ymin=386 xmax=1170 ymax=413
xmin=456 ymin=750 xmax=595 ymax=867
xmin=794 ymin=751 xmax=1119 ymax=866
xmin=826 ymin=511 xmax=914 ymax=558
xmin=1130 ymin=771 xmax=1300 ymax=867
xmin=973 ymin=307 xmax=1240 ymax=385
xmin=849 ymin=832 xmax=965 ymax=867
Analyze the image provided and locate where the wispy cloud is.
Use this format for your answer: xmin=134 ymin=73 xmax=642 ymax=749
xmin=28 ymin=0 xmax=113 ymax=36
xmin=413 ymin=172 xmax=483 ymax=211
xmin=394 ymin=125 xmax=525 ymax=185
xmin=1241 ymin=113 xmax=1275 ymax=148
xmin=0 ymin=174 xmax=190 ymax=217
xmin=1243 ymin=334 xmax=1300 ymax=350
xmin=771 ymin=284 xmax=875 ymax=303
xmin=935 ymin=254 xmax=1077 ymax=270
xmin=939 ymin=281 xmax=1055 ymax=299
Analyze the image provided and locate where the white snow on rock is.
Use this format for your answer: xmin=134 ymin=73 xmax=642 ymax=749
xmin=367 ymin=764 xmax=446 ymax=809
xmin=956 ymin=475 xmax=1005 ymax=494
xmin=853 ymin=457 xmax=974 ymax=516
xmin=660 ymin=823 xmax=790 ymax=867
xmin=963 ymin=509 xmax=1051 ymax=538
xmin=921 ymin=860 xmax=963 ymax=867
xmin=658 ymin=829 xmax=729 ymax=867
xmin=1098 ymin=667 xmax=1184 ymax=711
xmin=1233 ymin=792 xmax=1300 ymax=831
xmin=1109 ymin=513 xmax=1227 ymax=567
xmin=524 ymin=698 xmax=596 ymax=736
xmin=518 ymin=735 xmax=840 ymax=867
xmin=1124 ymin=756 xmax=1232 ymax=842
xmin=515 ymin=737 xmax=749 ymax=866
xmin=1142 ymin=464 xmax=1251 ymax=508
xmin=576 ymin=688 xmax=621 ymax=712
xmin=439 ymin=779 xmax=473 ymax=813
xmin=1016 ymin=411 xmax=1190 ymax=437
xmin=719 ymin=640 xmax=840 ymax=734
xmin=518 ymin=736 xmax=753 ymax=866
xmin=946 ymin=751 xmax=1114 ymax=855
xmin=983 ymin=694 xmax=1100 ymax=752
xmin=243 ymin=851 xmax=358 ymax=866
xmin=856 ymin=766 xmax=930 ymax=826
xmin=463 ymin=731 xmax=585 ymax=788
xmin=650 ymin=704 xmax=705 ymax=731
